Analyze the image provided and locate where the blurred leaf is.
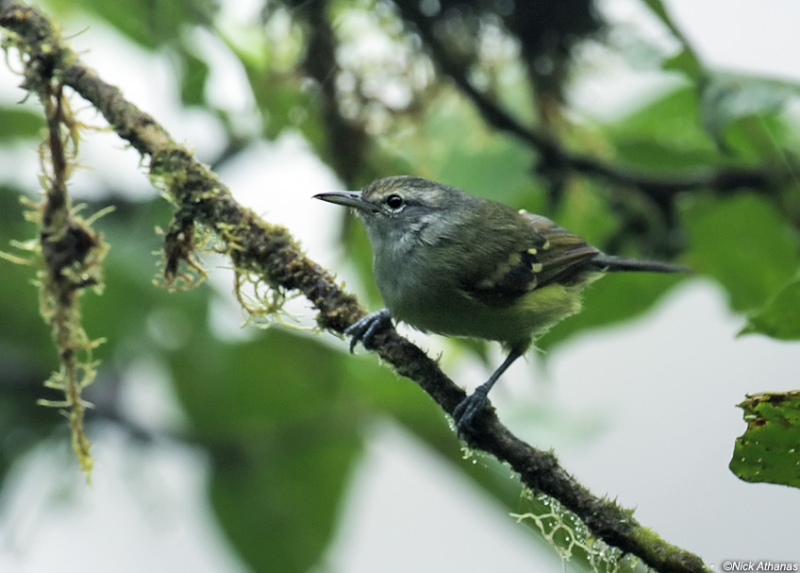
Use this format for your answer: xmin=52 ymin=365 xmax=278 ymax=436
xmin=637 ymin=0 xmax=673 ymax=34
xmin=172 ymin=329 xmax=355 ymax=433
xmin=699 ymin=74 xmax=799 ymax=152
xmin=46 ymin=0 xmax=216 ymax=49
xmin=171 ymin=329 xmax=364 ymax=572
xmin=179 ymin=49 xmax=210 ymax=107
xmin=229 ymin=13 xmax=325 ymax=154
xmin=247 ymin=69 xmax=326 ymax=153
xmin=663 ymin=48 xmax=703 ymax=80
xmin=430 ymin=118 xmax=535 ymax=203
xmin=211 ymin=427 xmax=361 ymax=573
xmin=219 ymin=21 xmax=270 ymax=70
xmin=730 ymin=391 xmax=800 ymax=489
xmin=613 ymin=138 xmax=721 ymax=171
xmin=640 ymin=0 xmax=703 ymax=79
xmin=0 ymin=382 xmax=61 ymax=490
xmin=722 ymin=114 xmax=791 ymax=165
xmin=680 ymin=193 xmax=799 ymax=312
xmin=250 ymin=73 xmax=304 ymax=139
xmin=0 ymin=295 xmax=56 ymax=490
xmin=606 ymin=87 xmax=720 ymax=169
xmin=344 ymin=355 xmax=447 ymax=433
xmin=741 ymin=275 xmax=800 ymax=340
xmin=0 ymin=188 xmax=54 ymax=364
xmin=538 ymin=271 xmax=682 ymax=352
xmin=385 ymin=94 xmax=538 ymax=206
xmin=0 ymin=107 xmax=44 ymax=140
xmin=554 ymin=179 xmax=619 ymax=247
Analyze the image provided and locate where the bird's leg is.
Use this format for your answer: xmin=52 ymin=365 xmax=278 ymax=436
xmin=453 ymin=349 xmax=523 ymax=435
xmin=345 ymin=308 xmax=392 ymax=353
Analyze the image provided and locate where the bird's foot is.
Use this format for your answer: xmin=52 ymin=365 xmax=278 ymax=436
xmin=451 ymin=349 xmax=522 ymax=437
xmin=452 ymin=385 xmax=491 ymax=436
xmin=345 ymin=308 xmax=392 ymax=353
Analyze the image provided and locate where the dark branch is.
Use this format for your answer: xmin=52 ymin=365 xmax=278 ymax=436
xmin=392 ymin=1 xmax=778 ymax=199
xmin=299 ymin=0 xmax=367 ymax=187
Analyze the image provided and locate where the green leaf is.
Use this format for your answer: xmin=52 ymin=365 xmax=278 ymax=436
xmin=247 ymin=68 xmax=326 ymax=151
xmin=662 ymin=48 xmax=703 ymax=80
xmin=171 ymin=330 xmax=364 ymax=572
xmin=741 ymin=275 xmax=800 ymax=340
xmin=553 ymin=180 xmax=619 ymax=247
xmin=730 ymin=391 xmax=800 ymax=489
xmin=179 ymin=49 xmax=210 ymax=107
xmin=172 ymin=329 xmax=354 ymax=433
xmin=539 ymin=271 xmax=682 ymax=352
xmin=607 ymin=87 xmax=720 ymax=170
xmin=46 ymin=0 xmax=216 ymax=49
xmin=0 ymin=107 xmax=44 ymax=141
xmin=210 ymin=427 xmax=362 ymax=573
xmin=219 ymin=21 xmax=270 ymax=71
xmin=722 ymin=113 xmax=792 ymax=165
xmin=0 ymin=187 xmax=54 ymax=364
xmin=613 ymin=138 xmax=720 ymax=171
xmin=699 ymin=74 xmax=799 ymax=152
xmin=639 ymin=0 xmax=703 ymax=79
xmin=680 ymin=193 xmax=799 ymax=312
xmin=383 ymin=93 xmax=539 ymax=206
xmin=640 ymin=0 xmax=684 ymax=38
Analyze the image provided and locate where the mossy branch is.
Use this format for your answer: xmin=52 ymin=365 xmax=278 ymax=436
xmin=37 ymin=82 xmax=107 ymax=479
xmin=0 ymin=2 xmax=708 ymax=572
xmin=1 ymin=4 xmax=109 ymax=479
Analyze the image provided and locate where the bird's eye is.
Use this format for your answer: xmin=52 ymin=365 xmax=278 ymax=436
xmin=385 ymin=194 xmax=404 ymax=211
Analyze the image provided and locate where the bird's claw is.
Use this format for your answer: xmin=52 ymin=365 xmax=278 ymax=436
xmin=345 ymin=308 xmax=392 ymax=353
xmin=452 ymin=385 xmax=490 ymax=436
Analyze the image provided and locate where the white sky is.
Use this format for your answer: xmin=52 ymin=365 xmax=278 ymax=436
xmin=0 ymin=0 xmax=799 ymax=571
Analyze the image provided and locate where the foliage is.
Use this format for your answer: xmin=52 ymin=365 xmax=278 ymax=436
xmin=1 ymin=0 xmax=800 ymax=570
xmin=730 ymin=391 xmax=800 ymax=489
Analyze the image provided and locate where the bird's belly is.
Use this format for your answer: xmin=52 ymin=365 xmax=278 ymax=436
xmin=374 ymin=245 xmax=586 ymax=347
xmin=385 ymin=282 xmax=583 ymax=348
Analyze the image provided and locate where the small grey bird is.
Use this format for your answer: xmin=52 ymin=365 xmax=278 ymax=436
xmin=315 ymin=176 xmax=686 ymax=434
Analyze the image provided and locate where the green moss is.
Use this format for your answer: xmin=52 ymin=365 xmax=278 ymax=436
xmin=1 ymin=12 xmax=108 ymax=476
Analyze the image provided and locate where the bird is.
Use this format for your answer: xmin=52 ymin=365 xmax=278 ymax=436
xmin=314 ymin=176 xmax=687 ymax=434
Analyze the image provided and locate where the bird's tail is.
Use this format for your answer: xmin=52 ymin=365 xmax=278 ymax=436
xmin=593 ymin=253 xmax=689 ymax=274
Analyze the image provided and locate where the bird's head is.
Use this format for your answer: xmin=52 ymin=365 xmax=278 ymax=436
xmin=314 ymin=176 xmax=471 ymax=243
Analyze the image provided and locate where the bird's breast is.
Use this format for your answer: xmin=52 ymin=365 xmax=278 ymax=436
xmin=374 ymin=244 xmax=585 ymax=347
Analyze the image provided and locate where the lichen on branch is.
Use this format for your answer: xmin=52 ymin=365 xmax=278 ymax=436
xmin=0 ymin=3 xmax=113 ymax=478
xmin=34 ymin=86 xmax=108 ymax=478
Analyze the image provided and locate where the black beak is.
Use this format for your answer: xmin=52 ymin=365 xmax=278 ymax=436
xmin=313 ymin=191 xmax=378 ymax=213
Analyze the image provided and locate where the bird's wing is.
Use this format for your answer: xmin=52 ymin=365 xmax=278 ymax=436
xmin=461 ymin=211 xmax=600 ymax=307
